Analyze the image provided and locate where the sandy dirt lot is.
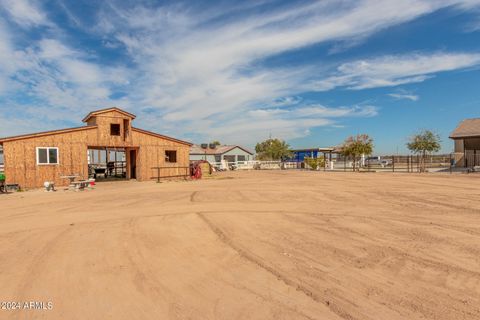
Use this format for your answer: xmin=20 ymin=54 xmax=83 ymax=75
xmin=0 ymin=171 xmax=479 ymax=320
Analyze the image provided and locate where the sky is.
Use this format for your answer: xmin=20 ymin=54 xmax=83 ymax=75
xmin=1 ymin=0 xmax=480 ymax=154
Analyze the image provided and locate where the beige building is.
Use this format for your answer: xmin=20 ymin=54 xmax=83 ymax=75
xmin=0 ymin=107 xmax=192 ymax=189
xmin=450 ymin=118 xmax=480 ymax=167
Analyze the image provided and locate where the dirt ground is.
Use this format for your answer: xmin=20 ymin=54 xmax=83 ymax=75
xmin=0 ymin=171 xmax=479 ymax=320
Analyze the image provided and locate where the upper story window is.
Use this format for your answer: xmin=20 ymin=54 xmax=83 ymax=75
xmin=165 ymin=150 xmax=177 ymax=163
xmin=36 ymin=147 xmax=59 ymax=165
xmin=110 ymin=123 xmax=121 ymax=136
xmin=123 ymin=119 xmax=129 ymax=140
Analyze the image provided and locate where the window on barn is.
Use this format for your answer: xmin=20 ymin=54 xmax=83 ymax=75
xmin=165 ymin=150 xmax=177 ymax=163
xmin=36 ymin=147 xmax=59 ymax=165
xmin=237 ymin=155 xmax=246 ymax=161
xmin=123 ymin=119 xmax=129 ymax=140
xmin=110 ymin=123 xmax=121 ymax=136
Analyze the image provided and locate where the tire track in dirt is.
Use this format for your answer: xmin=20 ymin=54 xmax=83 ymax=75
xmin=229 ymin=209 xmax=480 ymax=318
xmin=11 ymin=226 xmax=72 ymax=319
xmin=0 ymin=211 xmax=195 ymax=238
xmin=121 ymin=217 xmax=171 ymax=300
xmin=279 ymin=210 xmax=480 ymax=278
xmin=196 ymin=212 xmax=358 ymax=320
xmin=190 ymin=191 xmax=197 ymax=202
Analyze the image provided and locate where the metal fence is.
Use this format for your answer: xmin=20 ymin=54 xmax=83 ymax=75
xmin=205 ymin=153 xmax=477 ymax=174
xmin=461 ymin=151 xmax=480 ymax=168
xmin=330 ymin=154 xmax=454 ymax=173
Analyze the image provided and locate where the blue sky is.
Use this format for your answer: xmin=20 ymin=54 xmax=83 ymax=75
xmin=1 ymin=0 xmax=480 ymax=154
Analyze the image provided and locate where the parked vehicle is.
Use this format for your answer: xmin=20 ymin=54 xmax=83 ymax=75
xmin=365 ymin=156 xmax=391 ymax=167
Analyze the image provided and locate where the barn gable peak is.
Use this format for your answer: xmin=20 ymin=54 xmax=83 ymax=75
xmin=82 ymin=107 xmax=136 ymax=123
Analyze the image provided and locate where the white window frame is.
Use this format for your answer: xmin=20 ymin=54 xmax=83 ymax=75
xmin=36 ymin=147 xmax=59 ymax=165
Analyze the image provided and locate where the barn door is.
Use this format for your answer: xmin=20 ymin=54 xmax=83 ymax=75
xmin=129 ymin=149 xmax=137 ymax=179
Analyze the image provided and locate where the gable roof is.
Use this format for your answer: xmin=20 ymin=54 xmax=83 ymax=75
xmin=291 ymin=147 xmax=338 ymax=153
xmin=190 ymin=144 xmax=253 ymax=155
xmin=82 ymin=107 xmax=136 ymax=122
xmin=131 ymin=127 xmax=192 ymax=146
xmin=450 ymin=118 xmax=480 ymax=139
xmin=0 ymin=126 xmax=98 ymax=143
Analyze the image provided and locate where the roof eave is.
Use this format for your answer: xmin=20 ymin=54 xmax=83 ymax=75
xmin=82 ymin=107 xmax=137 ymax=122
xmin=0 ymin=125 xmax=98 ymax=143
xmin=449 ymin=134 xmax=480 ymax=139
xmin=131 ymin=127 xmax=192 ymax=146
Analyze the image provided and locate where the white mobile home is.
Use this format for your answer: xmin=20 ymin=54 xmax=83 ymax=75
xmin=190 ymin=144 xmax=253 ymax=164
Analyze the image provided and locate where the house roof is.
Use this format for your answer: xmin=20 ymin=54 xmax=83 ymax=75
xmin=291 ymin=147 xmax=339 ymax=153
xmin=450 ymin=118 xmax=480 ymax=139
xmin=82 ymin=107 xmax=136 ymax=122
xmin=190 ymin=144 xmax=253 ymax=155
xmin=131 ymin=127 xmax=192 ymax=146
xmin=0 ymin=126 xmax=98 ymax=143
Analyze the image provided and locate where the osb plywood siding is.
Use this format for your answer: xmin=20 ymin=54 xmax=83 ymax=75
xmin=1 ymin=107 xmax=191 ymax=188
xmin=2 ymin=129 xmax=96 ymax=188
xmin=87 ymin=110 xmax=133 ymax=147
xmin=86 ymin=118 xmax=96 ymax=126
xmin=131 ymin=130 xmax=190 ymax=181
xmin=2 ymin=124 xmax=190 ymax=188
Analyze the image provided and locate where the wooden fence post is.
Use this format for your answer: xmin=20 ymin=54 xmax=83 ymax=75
xmin=449 ymin=153 xmax=452 ymax=174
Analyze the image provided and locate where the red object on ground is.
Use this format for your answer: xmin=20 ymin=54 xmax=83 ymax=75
xmin=190 ymin=160 xmax=211 ymax=180
xmin=191 ymin=164 xmax=202 ymax=179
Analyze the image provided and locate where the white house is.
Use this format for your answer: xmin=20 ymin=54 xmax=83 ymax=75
xmin=190 ymin=144 xmax=253 ymax=164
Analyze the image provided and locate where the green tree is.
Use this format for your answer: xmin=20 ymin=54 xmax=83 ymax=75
xmin=304 ymin=157 xmax=325 ymax=171
xmin=255 ymin=138 xmax=291 ymax=160
xmin=341 ymin=134 xmax=374 ymax=171
xmin=406 ymin=130 xmax=441 ymax=172
xmin=211 ymin=140 xmax=221 ymax=146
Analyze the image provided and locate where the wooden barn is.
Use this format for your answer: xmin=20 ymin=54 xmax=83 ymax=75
xmin=0 ymin=107 xmax=192 ymax=189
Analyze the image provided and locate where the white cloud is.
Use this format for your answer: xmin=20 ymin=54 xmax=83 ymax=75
xmin=92 ymin=0 xmax=480 ymax=144
xmin=38 ymin=39 xmax=77 ymax=59
xmin=1 ymin=0 xmax=480 ymax=144
xmin=312 ymin=52 xmax=480 ymax=91
xmin=0 ymin=0 xmax=49 ymax=27
xmin=388 ymin=93 xmax=419 ymax=101
xmin=201 ymin=104 xmax=378 ymax=144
